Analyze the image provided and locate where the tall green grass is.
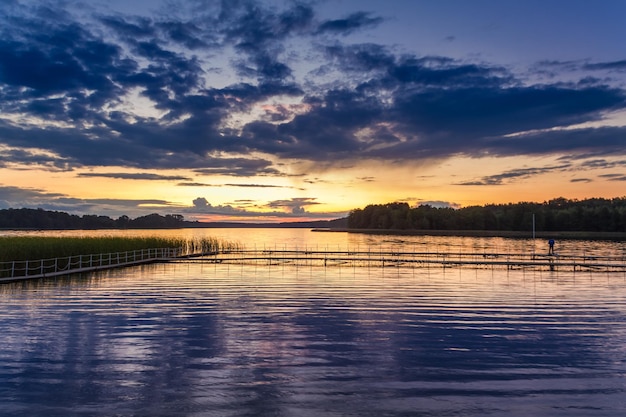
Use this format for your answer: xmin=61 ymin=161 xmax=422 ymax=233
xmin=0 ymin=236 xmax=240 ymax=262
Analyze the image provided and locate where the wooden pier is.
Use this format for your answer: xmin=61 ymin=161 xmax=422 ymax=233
xmin=176 ymin=248 xmax=626 ymax=273
xmin=0 ymin=247 xmax=184 ymax=283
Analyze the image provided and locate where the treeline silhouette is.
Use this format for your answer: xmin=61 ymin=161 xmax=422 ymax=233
xmin=347 ymin=197 xmax=626 ymax=232
xmin=0 ymin=208 xmax=349 ymax=230
xmin=0 ymin=208 xmax=186 ymax=229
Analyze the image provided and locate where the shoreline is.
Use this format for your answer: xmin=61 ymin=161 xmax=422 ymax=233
xmin=312 ymin=228 xmax=626 ymax=241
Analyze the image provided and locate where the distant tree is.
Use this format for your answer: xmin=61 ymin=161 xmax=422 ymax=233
xmin=116 ymin=215 xmax=130 ymax=228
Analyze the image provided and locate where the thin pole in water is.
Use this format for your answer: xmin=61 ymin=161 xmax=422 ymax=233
xmin=533 ymin=213 xmax=537 ymax=259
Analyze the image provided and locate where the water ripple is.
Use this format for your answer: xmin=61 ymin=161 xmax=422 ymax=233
xmin=1 ymin=261 xmax=626 ymax=416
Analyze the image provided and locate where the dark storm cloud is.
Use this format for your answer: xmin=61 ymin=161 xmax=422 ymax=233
xmin=389 ymin=87 xmax=623 ymax=143
xmin=99 ymin=15 xmax=156 ymax=39
xmin=0 ymin=147 xmax=74 ymax=171
xmin=224 ymin=183 xmax=282 ymax=188
xmin=241 ymin=87 xmax=386 ymax=159
xmin=599 ymin=174 xmax=626 ymax=182
xmin=316 ymin=12 xmax=383 ymax=35
xmin=579 ymin=159 xmax=626 ymax=169
xmin=266 ymin=197 xmax=320 ymax=215
xmin=388 ymin=57 xmax=509 ymax=88
xmin=482 ymin=126 xmax=626 ymax=158
xmin=221 ymin=1 xmax=314 ymax=82
xmin=0 ymin=7 xmax=128 ymax=113
xmin=77 ymin=173 xmax=192 ymax=181
xmin=584 ymin=60 xmax=626 ymax=72
xmin=0 ymin=185 xmax=64 ymax=203
xmin=178 ymin=182 xmax=213 ymax=187
xmin=323 ymin=43 xmax=395 ymax=72
xmin=178 ymin=182 xmax=292 ymax=188
xmin=188 ymin=196 xmax=331 ymax=218
xmin=158 ymin=21 xmax=208 ymax=50
xmin=223 ymin=2 xmax=314 ymax=47
xmin=191 ymin=197 xmax=240 ymax=214
xmin=101 ymin=15 xmax=208 ymax=50
xmin=1 ymin=0 xmax=625 ymax=174
xmin=192 ymin=157 xmax=282 ymax=177
xmin=0 ymin=185 xmax=174 ymax=213
xmin=538 ymin=59 xmax=626 ymax=72
xmin=87 ymin=198 xmax=175 ymax=206
xmin=323 ymin=45 xmax=510 ymax=88
xmin=457 ymin=165 xmax=571 ymax=186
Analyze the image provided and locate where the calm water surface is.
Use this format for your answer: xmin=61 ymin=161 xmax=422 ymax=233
xmin=1 ymin=229 xmax=626 ymax=416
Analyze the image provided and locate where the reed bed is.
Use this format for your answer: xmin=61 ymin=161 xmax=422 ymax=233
xmin=0 ymin=236 xmax=240 ymax=262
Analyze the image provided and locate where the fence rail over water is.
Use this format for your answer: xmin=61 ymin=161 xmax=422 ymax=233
xmin=180 ymin=248 xmax=626 ymax=273
xmin=2 ymin=246 xmax=626 ymax=283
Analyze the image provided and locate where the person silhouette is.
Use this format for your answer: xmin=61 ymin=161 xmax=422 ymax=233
xmin=548 ymin=239 xmax=555 ymax=255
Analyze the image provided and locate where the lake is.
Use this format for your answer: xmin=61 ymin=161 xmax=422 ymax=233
xmin=1 ymin=228 xmax=626 ymax=416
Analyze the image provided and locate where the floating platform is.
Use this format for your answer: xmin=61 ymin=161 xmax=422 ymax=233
xmin=176 ymin=249 xmax=626 ymax=273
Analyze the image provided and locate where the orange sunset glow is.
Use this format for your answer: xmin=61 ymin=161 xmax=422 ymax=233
xmin=1 ymin=1 xmax=625 ymax=222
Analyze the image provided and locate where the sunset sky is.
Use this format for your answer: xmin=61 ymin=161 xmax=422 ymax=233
xmin=1 ymin=0 xmax=625 ymax=222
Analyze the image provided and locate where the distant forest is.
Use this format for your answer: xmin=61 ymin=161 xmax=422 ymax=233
xmin=0 ymin=208 xmax=347 ymax=230
xmin=0 ymin=208 xmax=188 ymax=230
xmin=347 ymin=197 xmax=626 ymax=232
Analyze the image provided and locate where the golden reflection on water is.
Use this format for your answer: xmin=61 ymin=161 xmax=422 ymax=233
xmin=4 ymin=227 xmax=625 ymax=259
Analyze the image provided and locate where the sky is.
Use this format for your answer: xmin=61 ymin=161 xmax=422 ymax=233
xmin=1 ymin=0 xmax=625 ymax=222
